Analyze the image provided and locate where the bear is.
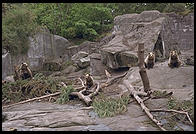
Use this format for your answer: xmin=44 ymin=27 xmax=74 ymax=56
xmin=144 ymin=52 xmax=155 ymax=69
xmin=85 ymin=73 xmax=94 ymax=89
xmin=19 ymin=62 xmax=33 ymax=80
xmin=168 ymin=50 xmax=181 ymax=68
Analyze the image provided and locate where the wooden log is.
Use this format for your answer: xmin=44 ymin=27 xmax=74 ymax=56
xmin=123 ymin=80 xmax=166 ymax=131
xmin=88 ymin=82 xmax=100 ymax=98
xmin=138 ymin=43 xmax=151 ymax=93
xmin=70 ymin=82 xmax=100 ymax=106
xmin=3 ymin=92 xmax=61 ymax=109
xmin=70 ymin=91 xmax=92 ymax=106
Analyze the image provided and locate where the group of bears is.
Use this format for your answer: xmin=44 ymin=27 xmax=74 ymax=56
xmin=144 ymin=50 xmax=181 ymax=69
xmin=2 ymin=50 xmax=181 ymax=86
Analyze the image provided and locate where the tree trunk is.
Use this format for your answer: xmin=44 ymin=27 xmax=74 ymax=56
xmin=138 ymin=43 xmax=151 ymax=93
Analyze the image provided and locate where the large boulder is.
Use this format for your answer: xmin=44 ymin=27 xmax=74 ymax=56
xmin=28 ymin=32 xmax=71 ymax=70
xmin=101 ymin=10 xmax=175 ymax=69
xmin=101 ymin=32 xmax=138 ymax=69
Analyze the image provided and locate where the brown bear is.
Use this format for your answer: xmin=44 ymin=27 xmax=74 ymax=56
xmin=168 ymin=50 xmax=181 ymax=68
xmin=144 ymin=52 xmax=155 ymax=69
xmin=85 ymin=73 xmax=94 ymax=89
xmin=19 ymin=62 xmax=33 ymax=80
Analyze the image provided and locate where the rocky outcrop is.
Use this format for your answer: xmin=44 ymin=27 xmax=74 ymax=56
xmin=2 ymin=102 xmax=111 ymax=131
xmin=101 ymin=10 xmax=194 ymax=69
xmin=2 ymin=32 xmax=71 ymax=80
xmin=101 ymin=10 xmax=168 ymax=69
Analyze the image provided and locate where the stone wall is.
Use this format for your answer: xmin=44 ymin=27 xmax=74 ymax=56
xmin=2 ymin=32 xmax=71 ymax=80
xmin=165 ymin=13 xmax=194 ymax=50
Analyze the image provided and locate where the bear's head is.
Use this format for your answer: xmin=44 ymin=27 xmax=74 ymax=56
xmin=170 ymin=50 xmax=178 ymax=60
xmin=20 ymin=62 xmax=28 ymax=70
xmin=148 ymin=52 xmax=155 ymax=60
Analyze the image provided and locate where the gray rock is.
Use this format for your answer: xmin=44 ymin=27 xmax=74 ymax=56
xmin=186 ymin=57 xmax=194 ymax=66
xmin=71 ymin=51 xmax=89 ymax=62
xmin=61 ymin=65 xmax=77 ymax=74
xmin=2 ymin=102 xmax=96 ymax=131
xmin=71 ymin=51 xmax=90 ymax=69
xmin=77 ymin=56 xmax=90 ymax=69
xmin=90 ymin=53 xmax=107 ymax=76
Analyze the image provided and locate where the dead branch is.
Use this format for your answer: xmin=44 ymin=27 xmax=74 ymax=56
xmin=2 ymin=92 xmax=61 ymax=109
xmin=123 ymin=80 xmax=166 ymax=131
xmin=150 ymin=109 xmax=193 ymax=125
xmin=88 ymin=82 xmax=100 ymax=98
xmin=78 ymin=77 xmax=85 ymax=87
xmin=138 ymin=43 xmax=151 ymax=93
xmin=101 ymin=72 xmax=128 ymax=89
xmin=105 ymin=69 xmax=112 ymax=78
xmin=142 ymin=91 xmax=173 ymax=102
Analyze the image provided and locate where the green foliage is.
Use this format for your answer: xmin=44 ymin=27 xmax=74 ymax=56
xmin=56 ymin=85 xmax=76 ymax=104
xmin=2 ymin=4 xmax=39 ymax=55
xmin=92 ymin=94 xmax=130 ymax=118
xmin=163 ymin=3 xmax=187 ymax=14
xmin=2 ymin=3 xmax=193 ymax=51
xmin=65 ymin=27 xmax=77 ymax=39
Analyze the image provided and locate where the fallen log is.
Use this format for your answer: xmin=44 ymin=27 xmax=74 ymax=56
xmin=2 ymin=92 xmax=61 ymax=109
xmin=123 ymin=80 xmax=166 ymax=131
xmin=70 ymin=82 xmax=100 ymax=106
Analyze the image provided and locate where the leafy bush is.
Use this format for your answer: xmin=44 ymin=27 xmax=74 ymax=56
xmin=84 ymin=28 xmax=98 ymax=41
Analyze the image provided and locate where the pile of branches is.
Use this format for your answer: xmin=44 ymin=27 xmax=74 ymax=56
xmin=2 ymin=73 xmax=60 ymax=104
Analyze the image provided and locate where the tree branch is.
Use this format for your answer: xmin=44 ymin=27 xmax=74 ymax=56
xmin=150 ymin=109 xmax=193 ymax=125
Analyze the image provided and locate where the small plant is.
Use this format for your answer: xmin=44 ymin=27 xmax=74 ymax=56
xmin=92 ymin=95 xmax=130 ymax=118
xmin=56 ymin=85 xmax=76 ymax=104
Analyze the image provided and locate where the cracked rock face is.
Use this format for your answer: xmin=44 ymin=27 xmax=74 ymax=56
xmin=2 ymin=102 xmax=107 ymax=131
xmin=100 ymin=10 xmax=172 ymax=69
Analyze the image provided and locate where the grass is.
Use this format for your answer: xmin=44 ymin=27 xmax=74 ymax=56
xmin=92 ymin=94 xmax=130 ymax=118
xmin=56 ymin=85 xmax=76 ymax=104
